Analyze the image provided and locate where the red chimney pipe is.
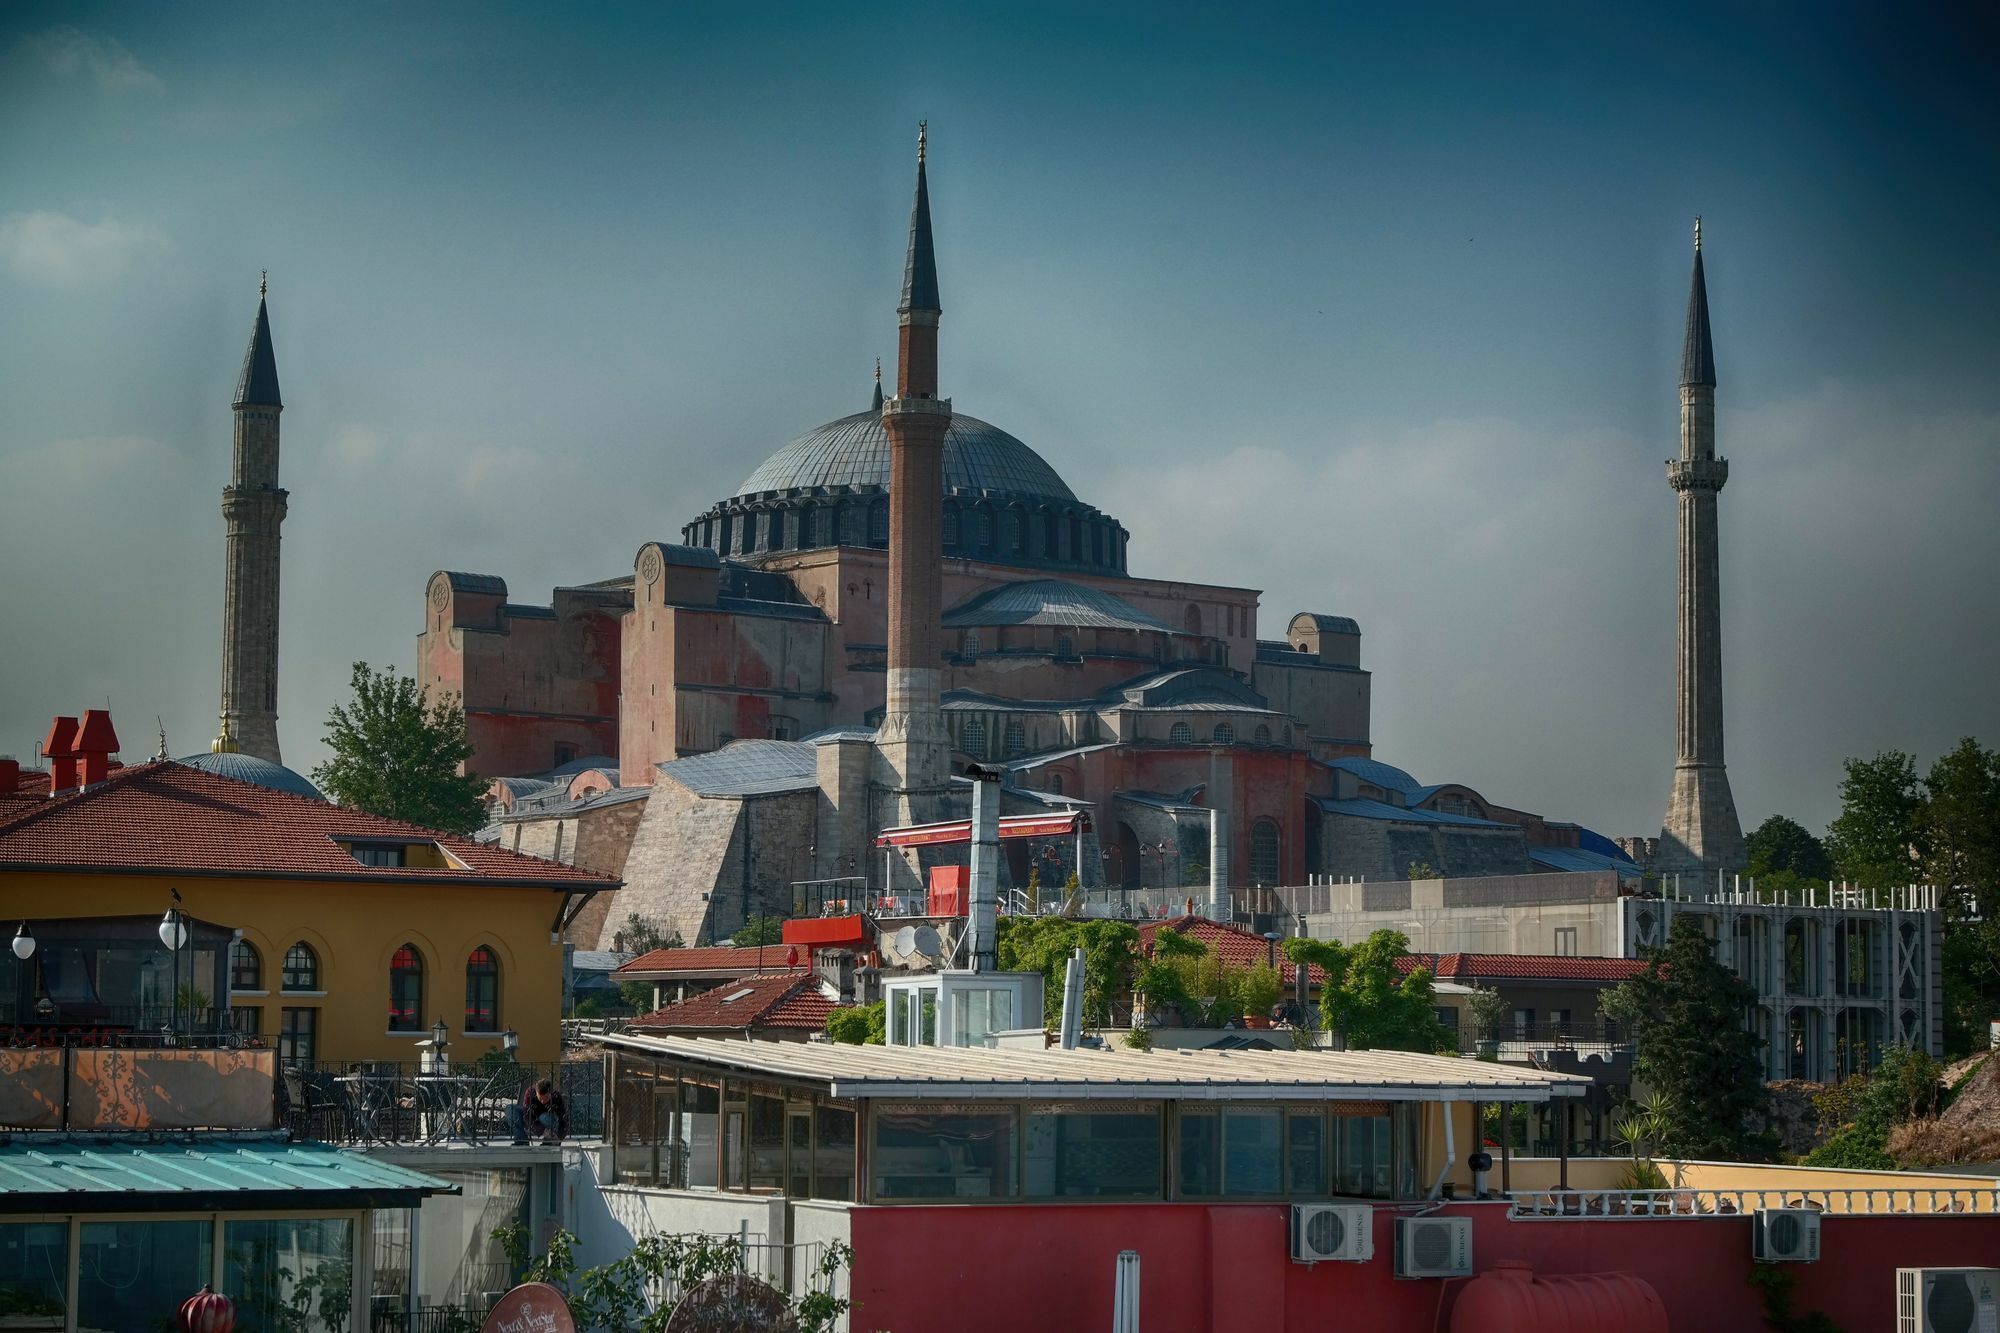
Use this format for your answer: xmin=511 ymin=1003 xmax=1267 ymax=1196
xmin=0 ymin=759 xmax=17 ymax=796
xmin=74 ymin=709 xmax=120 ymax=787
xmin=43 ymin=717 xmax=79 ymax=796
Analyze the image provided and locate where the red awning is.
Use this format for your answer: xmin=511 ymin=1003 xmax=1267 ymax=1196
xmin=874 ymin=811 xmax=1092 ymax=849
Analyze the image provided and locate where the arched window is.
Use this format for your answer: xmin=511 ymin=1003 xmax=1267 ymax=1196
xmin=942 ymin=506 xmax=960 ymax=549
xmin=466 ymin=947 xmax=500 ymax=1032
xmin=1055 ymin=634 xmax=1075 ymax=658
xmin=1254 ymin=724 xmax=1272 ymax=744
xmin=1043 ymin=512 xmax=1062 ymax=559
xmin=841 ymin=504 xmax=865 ymax=546
xmin=1004 ymin=720 xmax=1026 ymax=756
xmin=1213 ymin=723 xmax=1235 ymax=744
xmin=389 ymin=944 xmax=424 ymax=1032
xmin=961 ymin=717 xmax=988 ymax=757
xmin=739 ymin=515 xmax=756 ymax=554
xmin=975 ymin=507 xmax=994 ymax=551
xmin=231 ymin=940 xmax=262 ymax=992
xmin=282 ymin=942 xmax=318 ymax=992
xmin=1250 ymin=819 xmax=1282 ymax=886
xmin=799 ymin=505 xmax=817 ymax=548
xmin=961 ymin=629 xmax=981 ymax=657
xmin=1005 ymin=509 xmax=1025 ymax=553
xmin=1184 ymin=604 xmax=1203 ymax=636
xmin=766 ymin=510 xmax=786 ymax=550
xmin=718 ymin=515 xmax=734 ymax=554
xmin=1047 ymin=772 xmax=1064 ymax=795
xmin=1169 ymin=721 xmax=1193 ymax=744
xmin=868 ymin=501 xmax=889 ymax=545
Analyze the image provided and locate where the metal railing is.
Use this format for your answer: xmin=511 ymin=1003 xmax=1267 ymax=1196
xmin=283 ymin=1058 xmax=603 ymax=1146
xmin=0 ymin=1006 xmax=235 ymax=1042
xmin=1509 ymin=1185 xmax=2000 ymax=1219
xmin=370 ymin=1307 xmax=483 ymax=1333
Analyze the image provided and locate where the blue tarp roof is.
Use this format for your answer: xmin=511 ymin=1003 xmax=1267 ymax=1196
xmin=0 ymin=1140 xmax=454 ymax=1213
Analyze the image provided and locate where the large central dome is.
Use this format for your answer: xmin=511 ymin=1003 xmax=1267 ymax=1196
xmin=736 ymin=410 xmax=1077 ymax=504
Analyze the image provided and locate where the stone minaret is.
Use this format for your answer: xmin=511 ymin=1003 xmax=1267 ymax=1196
xmin=875 ymin=124 xmax=953 ymax=815
xmin=1658 ymin=221 xmax=1745 ymax=878
xmin=218 ymin=276 xmax=288 ymax=764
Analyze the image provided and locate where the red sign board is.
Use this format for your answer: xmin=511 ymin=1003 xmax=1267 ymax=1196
xmin=480 ymin=1284 xmax=575 ymax=1333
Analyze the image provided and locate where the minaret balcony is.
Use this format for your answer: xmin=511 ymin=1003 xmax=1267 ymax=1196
xmin=884 ymin=396 xmax=953 ymax=418
xmin=1668 ymin=457 xmax=1729 ymax=493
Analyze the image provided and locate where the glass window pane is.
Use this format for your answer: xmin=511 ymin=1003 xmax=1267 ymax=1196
xmin=612 ymin=1054 xmax=656 ymax=1184
xmin=79 ymin=1221 xmax=213 ymax=1333
xmin=0 ymin=1222 xmax=66 ymax=1329
xmin=1287 ymin=1111 xmax=1326 ymax=1196
xmin=749 ymin=1094 xmax=786 ymax=1192
xmin=677 ymin=1079 xmax=720 ymax=1188
xmin=225 ymin=1216 xmax=352 ymax=1333
xmin=1336 ymin=1113 xmax=1393 ymax=1198
xmin=919 ymin=993 xmax=937 ymax=1045
xmin=813 ymin=1105 xmax=856 ymax=1201
xmin=1024 ymin=1107 xmax=1161 ymax=1198
xmin=370 ymin=1208 xmax=413 ymax=1327
xmin=872 ymin=1106 xmax=1016 ymax=1200
xmin=788 ymin=1111 xmax=813 ymax=1198
xmin=1178 ymin=1110 xmax=1220 ymax=1197
xmin=1223 ymin=1109 xmax=1282 ymax=1195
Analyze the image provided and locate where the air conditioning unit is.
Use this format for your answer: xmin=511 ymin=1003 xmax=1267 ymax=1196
xmin=1394 ymin=1216 xmax=1472 ymax=1278
xmin=1290 ymin=1203 xmax=1373 ymax=1263
xmin=1897 ymin=1268 xmax=2000 ymax=1333
xmin=1752 ymin=1208 xmax=1821 ymax=1262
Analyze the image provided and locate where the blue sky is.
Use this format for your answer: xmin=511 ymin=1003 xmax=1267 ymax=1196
xmin=3 ymin=3 xmax=1995 ymax=840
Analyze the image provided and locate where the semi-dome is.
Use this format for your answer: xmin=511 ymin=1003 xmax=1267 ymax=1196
xmin=684 ymin=400 xmax=1129 ymax=577
xmin=736 ymin=410 xmax=1077 ymax=504
xmin=173 ymin=752 xmax=325 ymax=801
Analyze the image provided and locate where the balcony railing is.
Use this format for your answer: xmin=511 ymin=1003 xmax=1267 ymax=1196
xmin=283 ymin=1059 xmax=604 ymax=1147
xmin=1509 ymin=1185 xmax=2000 ymax=1219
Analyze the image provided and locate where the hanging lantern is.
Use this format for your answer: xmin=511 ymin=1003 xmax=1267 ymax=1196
xmin=178 ymin=1285 xmax=235 ymax=1333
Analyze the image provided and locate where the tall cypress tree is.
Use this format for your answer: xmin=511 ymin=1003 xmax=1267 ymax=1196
xmin=1604 ymin=916 xmax=1776 ymax=1161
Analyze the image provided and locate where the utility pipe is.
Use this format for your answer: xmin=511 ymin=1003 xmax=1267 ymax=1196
xmin=1428 ymin=1099 xmax=1456 ymax=1200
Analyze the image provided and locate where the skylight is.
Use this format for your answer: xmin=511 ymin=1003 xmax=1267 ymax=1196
xmin=721 ymin=987 xmax=755 ymax=1004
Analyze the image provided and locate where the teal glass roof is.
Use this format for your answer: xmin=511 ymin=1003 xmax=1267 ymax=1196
xmin=0 ymin=1140 xmax=455 ymax=1212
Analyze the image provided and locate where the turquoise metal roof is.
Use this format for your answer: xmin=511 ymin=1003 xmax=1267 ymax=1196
xmin=0 ymin=1140 xmax=455 ymax=1213
xmin=1314 ymin=796 xmax=1514 ymax=829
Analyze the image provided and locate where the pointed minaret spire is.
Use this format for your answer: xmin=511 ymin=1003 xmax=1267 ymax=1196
xmin=899 ymin=121 xmax=941 ymax=328
xmin=234 ymin=276 xmax=283 ymax=409
xmin=1681 ymin=218 xmax=1716 ymax=388
xmin=871 ymin=357 xmax=883 ymax=412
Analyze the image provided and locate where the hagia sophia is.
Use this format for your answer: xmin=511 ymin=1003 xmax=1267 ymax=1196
xmin=399 ymin=128 xmax=1651 ymax=948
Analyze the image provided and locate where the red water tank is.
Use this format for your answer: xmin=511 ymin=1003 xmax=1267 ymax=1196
xmin=1450 ymin=1261 xmax=1667 ymax=1333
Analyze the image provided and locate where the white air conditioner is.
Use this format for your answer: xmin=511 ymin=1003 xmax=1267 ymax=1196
xmin=1897 ymin=1268 xmax=2000 ymax=1333
xmin=1394 ymin=1216 xmax=1471 ymax=1278
xmin=1752 ymin=1208 xmax=1821 ymax=1262
xmin=1290 ymin=1203 xmax=1373 ymax=1263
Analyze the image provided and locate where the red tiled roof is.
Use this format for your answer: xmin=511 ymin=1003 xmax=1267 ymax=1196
xmin=1398 ymin=953 xmax=1647 ymax=984
xmin=629 ymin=973 xmax=841 ymax=1032
xmin=0 ymin=760 xmax=615 ymax=887
xmin=618 ymin=945 xmax=810 ymax=977
xmin=1136 ymin=915 xmax=1325 ymax=987
xmin=0 ymin=770 xmax=51 ymax=808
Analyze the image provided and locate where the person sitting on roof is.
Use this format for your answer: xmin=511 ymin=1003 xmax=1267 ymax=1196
xmin=507 ymin=1079 xmax=569 ymax=1146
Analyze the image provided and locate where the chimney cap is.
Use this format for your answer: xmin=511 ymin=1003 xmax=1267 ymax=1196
xmin=42 ymin=717 xmax=79 ymax=759
xmin=75 ymin=709 xmax=119 ymax=755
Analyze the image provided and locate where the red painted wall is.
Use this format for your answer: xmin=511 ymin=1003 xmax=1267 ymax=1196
xmin=847 ymin=1201 xmax=2000 ymax=1333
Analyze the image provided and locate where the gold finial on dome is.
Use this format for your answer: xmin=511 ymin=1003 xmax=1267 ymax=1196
xmin=212 ymin=715 xmax=239 ymax=755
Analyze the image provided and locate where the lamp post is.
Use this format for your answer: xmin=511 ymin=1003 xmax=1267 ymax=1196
xmin=501 ymin=1028 xmax=519 ymax=1062
xmin=10 ymin=923 xmax=32 ymax=961
xmin=425 ymin=1017 xmax=449 ymax=1075
xmin=158 ymin=904 xmax=189 ymax=1040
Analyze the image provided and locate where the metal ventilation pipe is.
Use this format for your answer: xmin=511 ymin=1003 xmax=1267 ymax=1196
xmin=1059 ymin=946 xmax=1086 ymax=1050
xmin=967 ymin=763 xmax=1002 ymax=972
xmin=1112 ymin=1250 xmax=1141 ymax=1333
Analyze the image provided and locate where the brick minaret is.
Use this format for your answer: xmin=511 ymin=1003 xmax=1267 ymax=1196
xmin=1658 ymin=221 xmax=1745 ymax=879
xmin=875 ymin=124 xmax=953 ymax=813
xmin=218 ymin=275 xmax=288 ymax=764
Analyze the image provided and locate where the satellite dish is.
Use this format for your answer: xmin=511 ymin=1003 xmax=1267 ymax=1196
xmin=891 ymin=925 xmax=918 ymax=960
xmin=912 ymin=925 xmax=942 ymax=959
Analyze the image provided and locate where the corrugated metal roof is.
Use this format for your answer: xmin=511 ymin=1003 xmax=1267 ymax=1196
xmin=0 ymin=1140 xmax=454 ymax=1211
xmin=655 ymin=741 xmax=819 ymax=799
xmin=1327 ymin=757 xmax=1423 ymax=794
xmin=172 ymin=753 xmax=324 ymax=801
xmin=1529 ymin=846 xmax=1646 ymax=879
xmin=942 ymin=580 xmax=1168 ymax=632
xmin=599 ymin=1033 xmax=1590 ymax=1103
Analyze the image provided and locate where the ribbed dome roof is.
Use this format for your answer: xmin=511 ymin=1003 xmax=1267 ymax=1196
xmin=735 ymin=410 xmax=1077 ymax=503
xmin=173 ymin=753 xmax=325 ymax=801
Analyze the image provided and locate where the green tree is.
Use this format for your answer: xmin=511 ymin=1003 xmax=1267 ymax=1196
xmin=1602 ymin=916 xmax=1776 ymax=1161
xmin=311 ymin=662 xmax=487 ymax=834
xmin=614 ymin=914 xmax=683 ymax=955
xmin=996 ymin=916 xmax=1139 ymax=1027
xmin=729 ymin=914 xmax=786 ymax=946
xmin=1283 ymin=930 xmax=1452 ymax=1053
xmin=1825 ymin=751 xmax=1925 ymax=888
xmin=1745 ymin=815 xmax=1833 ymax=882
xmin=1802 ymin=1045 xmax=1944 ymax=1169
xmin=1922 ymin=738 xmax=2000 ymax=908
xmin=826 ymin=1000 xmax=885 ymax=1045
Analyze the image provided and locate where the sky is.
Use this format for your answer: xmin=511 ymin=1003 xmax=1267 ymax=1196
xmin=2 ymin=2 xmax=1996 ymax=841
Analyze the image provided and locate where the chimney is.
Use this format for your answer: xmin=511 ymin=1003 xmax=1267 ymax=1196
xmin=42 ymin=717 xmax=80 ymax=796
xmin=0 ymin=758 xmax=17 ymax=795
xmin=74 ymin=710 xmax=120 ymax=787
xmin=966 ymin=765 xmax=1001 ymax=972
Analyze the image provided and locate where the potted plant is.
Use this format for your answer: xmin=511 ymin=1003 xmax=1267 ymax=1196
xmin=1463 ymin=985 xmax=1507 ymax=1061
xmin=1239 ymin=964 xmax=1282 ymax=1029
